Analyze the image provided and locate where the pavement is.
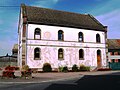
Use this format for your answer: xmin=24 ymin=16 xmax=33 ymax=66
xmin=0 ymin=70 xmax=120 ymax=83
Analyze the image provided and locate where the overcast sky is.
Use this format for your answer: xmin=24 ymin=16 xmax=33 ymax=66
xmin=0 ymin=0 xmax=120 ymax=56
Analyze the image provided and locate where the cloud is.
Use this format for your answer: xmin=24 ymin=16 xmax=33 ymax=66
xmin=32 ymin=0 xmax=59 ymax=8
xmin=96 ymin=9 xmax=120 ymax=39
xmin=89 ymin=0 xmax=120 ymax=16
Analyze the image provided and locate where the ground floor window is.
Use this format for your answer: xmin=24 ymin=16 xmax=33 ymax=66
xmin=79 ymin=49 xmax=84 ymax=60
xmin=58 ymin=48 xmax=64 ymax=60
xmin=34 ymin=47 xmax=41 ymax=60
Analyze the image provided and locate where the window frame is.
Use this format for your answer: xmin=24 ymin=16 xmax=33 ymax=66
xmin=79 ymin=49 xmax=84 ymax=60
xmin=34 ymin=28 xmax=41 ymax=40
xmin=78 ymin=32 xmax=84 ymax=42
xmin=96 ymin=33 xmax=101 ymax=43
xmin=58 ymin=48 xmax=64 ymax=60
xmin=34 ymin=47 xmax=41 ymax=60
xmin=58 ymin=30 xmax=64 ymax=41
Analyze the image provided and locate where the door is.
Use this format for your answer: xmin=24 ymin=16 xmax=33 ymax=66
xmin=97 ymin=50 xmax=101 ymax=67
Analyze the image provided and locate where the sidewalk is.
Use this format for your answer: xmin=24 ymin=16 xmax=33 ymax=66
xmin=0 ymin=71 xmax=120 ymax=83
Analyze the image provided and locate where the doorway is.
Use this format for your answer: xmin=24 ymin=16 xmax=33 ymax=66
xmin=97 ymin=50 xmax=101 ymax=67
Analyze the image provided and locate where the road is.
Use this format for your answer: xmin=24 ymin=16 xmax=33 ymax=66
xmin=0 ymin=72 xmax=120 ymax=90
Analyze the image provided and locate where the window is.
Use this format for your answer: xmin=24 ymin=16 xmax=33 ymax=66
xmin=34 ymin=28 xmax=41 ymax=39
xmin=58 ymin=48 xmax=64 ymax=59
xmin=34 ymin=48 xmax=40 ymax=60
xmin=58 ymin=30 xmax=64 ymax=41
xmin=112 ymin=59 xmax=115 ymax=63
xmin=79 ymin=49 xmax=84 ymax=59
xmin=96 ymin=34 xmax=101 ymax=43
xmin=78 ymin=32 xmax=84 ymax=42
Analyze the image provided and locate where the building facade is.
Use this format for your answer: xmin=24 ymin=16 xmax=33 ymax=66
xmin=108 ymin=39 xmax=120 ymax=63
xmin=18 ymin=4 xmax=107 ymax=70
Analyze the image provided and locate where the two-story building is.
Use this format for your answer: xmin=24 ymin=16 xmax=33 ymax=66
xmin=18 ymin=4 xmax=107 ymax=70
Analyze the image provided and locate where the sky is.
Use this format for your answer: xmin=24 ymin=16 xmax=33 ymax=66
xmin=0 ymin=0 xmax=120 ymax=56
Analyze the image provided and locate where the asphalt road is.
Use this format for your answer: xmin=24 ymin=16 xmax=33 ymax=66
xmin=0 ymin=72 xmax=120 ymax=90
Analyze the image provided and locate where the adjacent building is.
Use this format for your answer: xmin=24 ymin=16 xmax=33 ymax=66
xmin=108 ymin=39 xmax=120 ymax=63
xmin=18 ymin=4 xmax=107 ymax=70
xmin=0 ymin=44 xmax=18 ymax=67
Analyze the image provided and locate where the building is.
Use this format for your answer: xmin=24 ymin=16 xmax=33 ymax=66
xmin=107 ymin=39 xmax=120 ymax=70
xmin=108 ymin=39 xmax=120 ymax=63
xmin=12 ymin=44 xmax=18 ymax=57
xmin=0 ymin=44 xmax=18 ymax=67
xmin=18 ymin=4 xmax=107 ymax=70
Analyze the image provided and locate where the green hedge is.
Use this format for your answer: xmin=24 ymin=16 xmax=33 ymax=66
xmin=79 ymin=64 xmax=90 ymax=71
xmin=42 ymin=63 xmax=52 ymax=72
xmin=72 ymin=64 xmax=78 ymax=72
xmin=58 ymin=66 xmax=68 ymax=72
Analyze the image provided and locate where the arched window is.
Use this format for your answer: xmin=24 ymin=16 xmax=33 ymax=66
xmin=34 ymin=28 xmax=41 ymax=39
xmin=79 ymin=49 xmax=84 ymax=59
xmin=78 ymin=32 xmax=84 ymax=42
xmin=58 ymin=30 xmax=64 ymax=41
xmin=34 ymin=48 xmax=40 ymax=60
xmin=58 ymin=48 xmax=64 ymax=59
xmin=96 ymin=34 xmax=101 ymax=43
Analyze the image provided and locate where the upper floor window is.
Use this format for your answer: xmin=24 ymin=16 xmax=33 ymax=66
xmin=34 ymin=28 xmax=41 ymax=39
xmin=78 ymin=32 xmax=84 ymax=42
xmin=79 ymin=49 xmax=84 ymax=59
xmin=58 ymin=30 xmax=64 ymax=41
xmin=34 ymin=47 xmax=41 ymax=60
xmin=58 ymin=48 xmax=64 ymax=60
xmin=96 ymin=34 xmax=101 ymax=43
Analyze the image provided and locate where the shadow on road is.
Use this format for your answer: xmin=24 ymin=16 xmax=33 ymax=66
xmin=44 ymin=72 xmax=120 ymax=90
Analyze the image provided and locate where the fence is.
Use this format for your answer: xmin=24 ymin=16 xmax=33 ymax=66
xmin=109 ymin=62 xmax=120 ymax=70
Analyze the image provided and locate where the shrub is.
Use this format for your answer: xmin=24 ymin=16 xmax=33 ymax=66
xmin=79 ymin=64 xmax=90 ymax=71
xmin=5 ymin=65 xmax=13 ymax=70
xmin=5 ymin=66 xmax=20 ymax=71
xmin=21 ymin=65 xmax=29 ymax=71
xmin=58 ymin=66 xmax=64 ymax=72
xmin=42 ymin=63 xmax=52 ymax=72
xmin=2 ymin=65 xmax=15 ymax=78
xmin=62 ymin=66 xmax=68 ymax=72
xmin=14 ymin=67 xmax=20 ymax=70
xmin=21 ymin=65 xmax=32 ymax=78
xmin=72 ymin=64 xmax=78 ymax=72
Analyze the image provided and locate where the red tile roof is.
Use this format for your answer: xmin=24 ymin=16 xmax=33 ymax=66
xmin=108 ymin=39 xmax=120 ymax=49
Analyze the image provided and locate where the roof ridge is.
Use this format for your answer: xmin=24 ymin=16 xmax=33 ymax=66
xmin=26 ymin=4 xmax=88 ymax=17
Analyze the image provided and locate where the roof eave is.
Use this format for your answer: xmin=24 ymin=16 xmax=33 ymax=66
xmin=27 ymin=21 xmax=106 ymax=32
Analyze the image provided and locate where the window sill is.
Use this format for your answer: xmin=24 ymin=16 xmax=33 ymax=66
xmin=58 ymin=58 xmax=64 ymax=60
xmin=79 ymin=58 xmax=84 ymax=60
xmin=34 ymin=58 xmax=41 ymax=60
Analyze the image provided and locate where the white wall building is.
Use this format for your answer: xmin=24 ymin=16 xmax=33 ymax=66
xmin=18 ymin=4 xmax=107 ymax=70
